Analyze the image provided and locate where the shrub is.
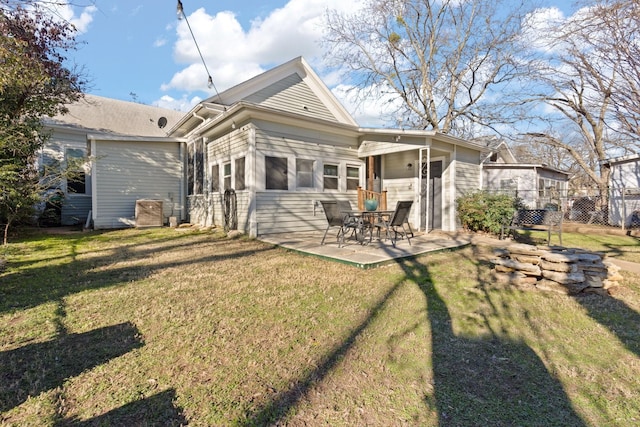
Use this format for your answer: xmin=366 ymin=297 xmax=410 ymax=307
xmin=457 ymin=191 xmax=523 ymax=234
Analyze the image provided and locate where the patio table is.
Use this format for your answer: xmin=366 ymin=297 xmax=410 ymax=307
xmin=341 ymin=210 xmax=394 ymax=244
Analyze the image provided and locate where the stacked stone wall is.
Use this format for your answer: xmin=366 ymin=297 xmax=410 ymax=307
xmin=491 ymin=243 xmax=623 ymax=296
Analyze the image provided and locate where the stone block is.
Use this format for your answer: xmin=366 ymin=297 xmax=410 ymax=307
xmin=541 ymin=270 xmax=585 ymax=284
xmin=507 ymin=243 xmax=545 ymax=256
xmin=540 ymin=260 xmax=577 ymax=273
xmin=512 ymin=254 xmax=541 ymax=265
xmin=543 ymin=252 xmax=580 ymax=263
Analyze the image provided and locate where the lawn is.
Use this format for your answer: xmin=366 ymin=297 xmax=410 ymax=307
xmin=1 ymin=227 xmax=639 ymax=426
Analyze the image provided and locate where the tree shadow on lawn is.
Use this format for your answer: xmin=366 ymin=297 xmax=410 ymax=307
xmin=0 ymin=233 xmax=276 ymax=315
xmin=0 ymin=322 xmax=143 ymax=413
xmin=413 ymin=261 xmax=585 ymax=426
xmin=56 ymin=388 xmax=187 ymax=427
xmin=240 ymin=245 xmax=585 ymax=426
xmin=493 ymin=233 xmax=640 ymax=358
xmin=574 ymin=291 xmax=640 ymax=358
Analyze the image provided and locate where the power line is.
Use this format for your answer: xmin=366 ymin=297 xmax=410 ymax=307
xmin=176 ymin=0 xmax=221 ymax=99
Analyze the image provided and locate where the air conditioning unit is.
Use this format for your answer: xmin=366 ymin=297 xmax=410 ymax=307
xmin=135 ymin=199 xmax=163 ymax=227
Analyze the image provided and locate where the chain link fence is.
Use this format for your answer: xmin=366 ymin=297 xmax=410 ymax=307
xmin=487 ymin=188 xmax=618 ymax=227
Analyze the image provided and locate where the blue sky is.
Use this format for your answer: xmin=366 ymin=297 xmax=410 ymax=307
xmin=57 ymin=0 xmax=579 ymax=124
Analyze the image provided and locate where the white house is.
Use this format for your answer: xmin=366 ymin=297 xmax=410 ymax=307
xmin=42 ymin=95 xmax=185 ymax=227
xmin=169 ymin=57 xmax=486 ymax=236
xmin=605 ymin=154 xmax=640 ymax=227
xmin=45 ymin=57 xmax=489 ymax=236
xmin=480 ymin=137 xmax=570 ymax=209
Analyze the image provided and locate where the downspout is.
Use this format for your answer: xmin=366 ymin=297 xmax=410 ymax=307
xmin=180 ymin=141 xmax=187 ymax=223
xmin=89 ymin=136 xmax=98 ymax=227
xmin=193 ymin=111 xmax=206 ymax=124
xmin=451 ymin=144 xmax=457 ymax=231
xmin=247 ymin=125 xmax=258 ymax=238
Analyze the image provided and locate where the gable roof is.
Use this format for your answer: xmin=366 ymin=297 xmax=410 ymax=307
xmin=209 ymin=57 xmax=356 ymax=125
xmin=170 ymin=57 xmax=358 ymax=137
xmin=44 ymin=94 xmax=185 ymax=137
xmin=475 ymin=136 xmax=517 ymax=163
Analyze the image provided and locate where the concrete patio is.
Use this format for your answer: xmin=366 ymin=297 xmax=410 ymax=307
xmin=259 ymin=230 xmax=486 ymax=268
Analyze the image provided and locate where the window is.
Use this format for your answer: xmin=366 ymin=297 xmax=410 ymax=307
xmin=346 ymin=165 xmax=359 ymax=191
xmin=265 ymin=156 xmax=288 ymax=190
xmin=66 ymin=148 xmax=86 ymax=194
xmin=235 ymin=157 xmax=246 ymax=190
xmin=187 ymin=139 xmax=205 ymax=195
xmin=323 ymin=164 xmax=338 ymax=190
xmin=211 ymin=164 xmax=219 ymax=192
xmin=187 ymin=143 xmax=194 ymax=196
xmin=195 ymin=139 xmax=204 ymax=194
xmin=296 ymin=159 xmax=314 ymax=188
xmin=538 ymin=178 xmax=565 ymax=198
xmin=223 ymin=162 xmax=231 ymax=190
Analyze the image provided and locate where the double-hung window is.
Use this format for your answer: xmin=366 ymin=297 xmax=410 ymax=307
xmin=235 ymin=157 xmax=246 ymax=190
xmin=211 ymin=164 xmax=220 ymax=192
xmin=266 ymin=156 xmax=288 ymax=190
xmin=296 ymin=159 xmax=314 ymax=188
xmin=66 ymin=148 xmax=87 ymax=194
xmin=346 ymin=165 xmax=360 ymax=191
xmin=223 ymin=162 xmax=231 ymax=190
xmin=323 ymin=164 xmax=338 ymax=190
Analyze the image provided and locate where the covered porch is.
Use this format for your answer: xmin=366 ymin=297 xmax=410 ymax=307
xmin=357 ymin=130 xmax=467 ymax=233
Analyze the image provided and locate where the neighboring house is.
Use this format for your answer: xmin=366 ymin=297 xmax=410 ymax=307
xmin=169 ymin=57 xmax=487 ymax=236
xmin=604 ymin=154 xmax=640 ymax=227
xmin=480 ymin=137 xmax=570 ymax=209
xmin=43 ymin=57 xmax=489 ymax=235
xmin=41 ymin=95 xmax=185 ymax=226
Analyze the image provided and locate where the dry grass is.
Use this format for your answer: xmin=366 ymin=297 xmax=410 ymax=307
xmin=1 ymin=227 xmax=639 ymax=426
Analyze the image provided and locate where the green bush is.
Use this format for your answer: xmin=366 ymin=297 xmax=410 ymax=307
xmin=457 ymin=191 xmax=524 ymax=234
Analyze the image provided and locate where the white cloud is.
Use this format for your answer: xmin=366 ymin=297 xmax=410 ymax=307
xmin=520 ymin=7 xmax=567 ymax=54
xmin=39 ymin=2 xmax=97 ymax=34
xmin=162 ymin=0 xmax=362 ymax=96
xmin=154 ymin=94 xmax=202 ymax=112
xmin=154 ymin=37 xmax=167 ymax=48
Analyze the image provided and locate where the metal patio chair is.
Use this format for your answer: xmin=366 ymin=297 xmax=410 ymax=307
xmin=373 ymin=200 xmax=414 ymax=248
xmin=320 ymin=200 xmax=362 ymax=246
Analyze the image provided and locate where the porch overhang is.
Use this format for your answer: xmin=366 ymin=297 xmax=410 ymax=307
xmin=358 ymin=140 xmax=425 ymax=157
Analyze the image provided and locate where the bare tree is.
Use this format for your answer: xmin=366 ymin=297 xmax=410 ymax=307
xmin=520 ymin=0 xmax=638 ymax=208
xmin=585 ymin=0 xmax=640 ymax=138
xmin=324 ymin=0 xmax=538 ymax=136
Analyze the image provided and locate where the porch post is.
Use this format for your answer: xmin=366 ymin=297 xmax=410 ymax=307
xmin=368 ymin=155 xmax=374 ymax=191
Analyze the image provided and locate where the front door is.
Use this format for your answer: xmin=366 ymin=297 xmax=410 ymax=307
xmin=421 ymin=160 xmax=443 ymax=231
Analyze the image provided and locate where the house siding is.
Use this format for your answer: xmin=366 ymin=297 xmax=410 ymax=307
xmin=455 ymin=147 xmax=481 ymax=198
xmin=483 ymin=168 xmax=538 ymax=207
xmin=245 ymin=74 xmax=338 ymax=123
xmin=254 ymin=192 xmax=357 ymax=235
xmin=92 ymin=140 xmax=184 ymax=229
xmin=40 ymin=129 xmax=92 ymax=225
xmin=190 ymin=127 xmax=250 ymax=227
xmin=609 ymin=158 xmax=640 ymax=226
xmin=195 ymin=120 xmax=363 ymax=235
xmin=62 ymin=195 xmax=92 ymax=225
xmin=253 ymin=125 xmax=362 ymax=235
